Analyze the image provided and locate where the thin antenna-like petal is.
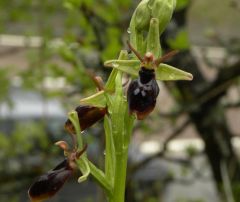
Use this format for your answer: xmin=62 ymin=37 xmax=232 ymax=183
xmin=154 ymin=50 xmax=179 ymax=67
xmin=127 ymin=40 xmax=144 ymax=62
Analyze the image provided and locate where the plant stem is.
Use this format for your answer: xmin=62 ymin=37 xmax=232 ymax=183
xmin=109 ymin=149 xmax=129 ymax=202
xmin=105 ymin=50 xmax=133 ymax=202
xmin=104 ymin=115 xmax=115 ymax=184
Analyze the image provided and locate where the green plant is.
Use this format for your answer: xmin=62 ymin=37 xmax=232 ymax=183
xmin=28 ymin=0 xmax=193 ymax=201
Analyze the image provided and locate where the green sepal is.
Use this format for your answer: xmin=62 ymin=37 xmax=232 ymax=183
xmin=104 ymin=59 xmax=193 ymax=81
xmin=104 ymin=60 xmax=140 ymax=77
xmin=157 ymin=63 xmax=193 ymax=81
xmin=80 ymin=90 xmax=106 ymax=108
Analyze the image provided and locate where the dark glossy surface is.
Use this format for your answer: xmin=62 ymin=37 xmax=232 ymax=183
xmin=28 ymin=159 xmax=73 ymax=201
xmin=127 ymin=67 xmax=159 ymax=120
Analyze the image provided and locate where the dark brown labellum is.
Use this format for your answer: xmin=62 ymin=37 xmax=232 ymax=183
xmin=65 ymin=105 xmax=107 ymax=133
xmin=126 ymin=41 xmax=178 ymax=120
xmin=127 ymin=67 xmax=159 ymax=120
xmin=28 ymin=159 xmax=73 ymax=202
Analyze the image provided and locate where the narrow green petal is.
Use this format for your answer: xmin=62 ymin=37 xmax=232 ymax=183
xmin=80 ymin=91 xmax=106 ymax=108
xmin=157 ymin=63 xmax=193 ymax=81
xmin=104 ymin=60 xmax=140 ymax=77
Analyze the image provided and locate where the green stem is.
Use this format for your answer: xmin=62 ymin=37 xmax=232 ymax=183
xmin=105 ymin=49 xmax=133 ymax=202
xmin=109 ymin=149 xmax=129 ymax=202
xmin=104 ymin=115 xmax=115 ymax=184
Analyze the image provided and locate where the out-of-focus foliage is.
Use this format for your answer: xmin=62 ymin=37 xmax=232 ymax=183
xmin=0 ymin=69 xmax=10 ymax=102
xmin=0 ymin=0 xmax=137 ymax=100
xmin=167 ymin=29 xmax=190 ymax=50
xmin=175 ymin=0 xmax=189 ymax=10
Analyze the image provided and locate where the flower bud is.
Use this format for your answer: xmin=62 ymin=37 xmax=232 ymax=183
xmin=132 ymin=0 xmax=151 ymax=31
xmin=131 ymin=0 xmax=176 ymax=34
xmin=150 ymin=0 xmax=176 ymax=34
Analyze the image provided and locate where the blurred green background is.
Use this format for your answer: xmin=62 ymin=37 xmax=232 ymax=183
xmin=0 ymin=0 xmax=240 ymax=201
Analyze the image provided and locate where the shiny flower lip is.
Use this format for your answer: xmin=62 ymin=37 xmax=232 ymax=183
xmin=125 ymin=41 xmax=191 ymax=119
xmin=28 ymin=159 xmax=73 ymax=202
